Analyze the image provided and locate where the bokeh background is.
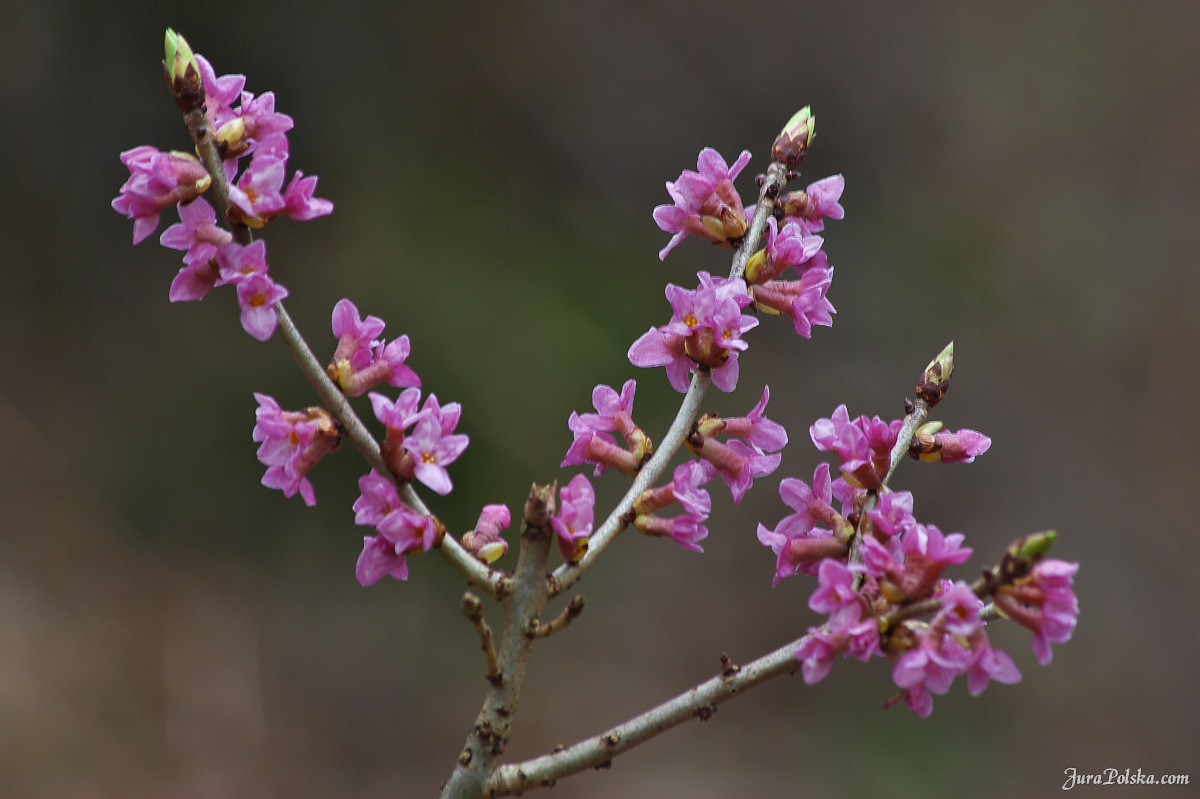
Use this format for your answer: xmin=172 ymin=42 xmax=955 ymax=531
xmin=1 ymin=1 xmax=1197 ymax=797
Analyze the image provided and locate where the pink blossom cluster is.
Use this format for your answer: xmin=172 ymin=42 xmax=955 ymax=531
xmin=763 ymin=406 xmax=1077 ymax=717
xmin=652 ymin=148 xmax=843 ymax=262
xmin=252 ymin=394 xmax=341 ymax=506
xmin=652 ymin=147 xmax=842 ymax=342
xmin=627 ymin=271 xmax=758 ymax=393
xmin=111 ymin=42 xmax=332 ymax=341
xmin=562 ymin=380 xmax=651 ymax=477
xmin=810 ymin=405 xmax=991 ymax=490
xmin=352 ymin=470 xmax=439 ymax=586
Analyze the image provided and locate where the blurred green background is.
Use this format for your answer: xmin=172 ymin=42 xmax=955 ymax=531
xmin=1 ymin=1 xmax=1196 ymax=796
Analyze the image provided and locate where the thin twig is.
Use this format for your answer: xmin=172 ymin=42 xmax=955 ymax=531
xmin=526 ymin=595 xmax=585 ymax=639
xmin=462 ymin=592 xmax=503 ymax=686
xmin=485 ymin=634 xmax=805 ymax=796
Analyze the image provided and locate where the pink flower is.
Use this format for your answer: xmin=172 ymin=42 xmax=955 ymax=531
xmin=562 ymin=417 xmax=639 ymax=477
xmin=692 ymin=437 xmax=780 ymax=504
xmin=897 ymin=523 xmax=973 ymax=600
xmin=633 ymin=512 xmax=709 ymax=552
xmin=751 ymin=253 xmax=836 ymax=339
xmin=809 ymin=405 xmax=903 ymax=490
xmin=965 ymin=631 xmax=1022 ymax=696
xmin=400 ymin=413 xmax=469 ymax=496
xmin=745 ymin=218 xmax=824 ymax=284
xmin=331 ymin=298 xmax=386 ymax=367
xmin=353 ymin=470 xmax=404 ymax=526
xmin=159 ymin=198 xmax=232 ymax=303
xmin=780 ymin=174 xmax=845 ymax=234
xmin=236 ymin=272 xmax=288 ymax=341
xmin=795 ymin=627 xmax=839 ymax=685
xmin=216 ymin=240 xmax=269 ymax=284
xmin=809 ymin=559 xmax=865 ymax=633
xmin=891 ymin=627 xmax=974 ymax=710
xmin=462 ymin=504 xmax=511 ymax=563
xmin=355 ymin=504 xmax=438 ymax=587
xmin=653 ymin=147 xmax=752 ymax=260
xmin=757 ymin=524 xmax=846 ymax=586
xmin=252 ymin=394 xmax=339 ymax=506
xmin=936 ymin=581 xmax=985 ymax=638
xmin=994 ymin=559 xmax=1080 ymax=666
xmin=160 ymin=197 xmax=233 ymax=267
xmin=866 ymin=490 xmax=916 ymax=540
xmin=369 ymin=387 xmax=427 ymax=432
xmin=112 ymin=146 xmax=212 ymax=244
xmin=629 ymin=272 xmax=758 ymax=393
xmin=552 ymin=474 xmax=595 ymax=562
xmin=194 ymin=54 xmax=245 ymax=127
xmin=722 ymin=386 xmax=788 ymax=452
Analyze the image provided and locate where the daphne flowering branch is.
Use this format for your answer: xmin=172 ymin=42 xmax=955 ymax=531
xmin=113 ymin=31 xmax=1078 ymax=799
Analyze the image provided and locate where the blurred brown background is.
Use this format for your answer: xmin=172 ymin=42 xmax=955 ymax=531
xmin=1 ymin=1 xmax=1196 ymax=797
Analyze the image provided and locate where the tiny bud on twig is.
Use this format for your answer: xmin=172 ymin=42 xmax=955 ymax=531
xmin=461 ymin=592 xmax=503 ymax=686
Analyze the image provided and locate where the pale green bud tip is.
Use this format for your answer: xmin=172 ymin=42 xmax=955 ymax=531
xmin=924 ymin=341 xmax=954 ymax=382
xmin=1010 ymin=530 xmax=1057 ymax=560
xmin=780 ymin=106 xmax=815 ymax=141
xmin=164 ymin=28 xmax=198 ymax=83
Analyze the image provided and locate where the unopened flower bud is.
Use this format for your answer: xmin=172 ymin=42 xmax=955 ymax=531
xmin=215 ymin=116 xmax=252 ymax=160
xmin=915 ymin=341 xmax=954 ymax=407
xmin=998 ymin=530 xmax=1057 ymax=584
xmin=772 ymin=106 xmax=816 ymax=169
xmin=695 ymin=413 xmax=726 ymax=440
xmin=164 ymin=29 xmax=203 ymax=112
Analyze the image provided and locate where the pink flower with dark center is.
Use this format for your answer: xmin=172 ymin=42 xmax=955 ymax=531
xmin=112 ymin=146 xmax=212 ymax=244
xmin=722 ymin=385 xmax=788 ymax=452
xmin=552 ymin=474 xmax=595 ymax=562
xmin=653 ymin=148 xmax=752 ymax=260
xmin=235 ymin=272 xmax=288 ymax=341
xmin=691 ymin=437 xmax=780 ymax=504
xmin=462 ymin=504 xmax=511 ymax=564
